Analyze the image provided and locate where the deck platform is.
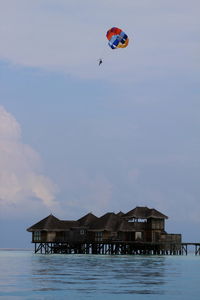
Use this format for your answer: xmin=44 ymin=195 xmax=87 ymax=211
xmin=32 ymin=241 xmax=200 ymax=255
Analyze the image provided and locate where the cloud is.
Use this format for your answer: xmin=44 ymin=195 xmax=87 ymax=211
xmin=0 ymin=105 xmax=58 ymax=212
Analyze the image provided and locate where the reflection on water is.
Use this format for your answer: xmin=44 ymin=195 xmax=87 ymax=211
xmin=31 ymin=255 xmax=167 ymax=295
xmin=0 ymin=251 xmax=200 ymax=299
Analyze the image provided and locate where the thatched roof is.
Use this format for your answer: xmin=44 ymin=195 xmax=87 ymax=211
xmin=59 ymin=220 xmax=80 ymax=230
xmin=89 ymin=212 xmax=121 ymax=232
xmin=78 ymin=213 xmax=98 ymax=226
xmin=123 ymin=206 xmax=168 ymax=220
xmin=116 ymin=211 xmax=125 ymax=217
xmin=27 ymin=206 xmax=168 ymax=233
xmin=27 ymin=214 xmax=79 ymax=232
xmin=89 ymin=212 xmax=141 ymax=232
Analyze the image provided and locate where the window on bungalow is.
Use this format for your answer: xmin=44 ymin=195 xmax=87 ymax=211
xmin=135 ymin=232 xmax=142 ymax=240
xmin=95 ymin=232 xmax=103 ymax=241
xmin=80 ymin=229 xmax=85 ymax=235
xmin=96 ymin=232 xmax=103 ymax=237
xmin=128 ymin=218 xmax=147 ymax=222
xmin=138 ymin=219 xmax=147 ymax=222
xmin=33 ymin=231 xmax=41 ymax=241
xmin=111 ymin=232 xmax=117 ymax=237
xmin=152 ymin=220 xmax=163 ymax=230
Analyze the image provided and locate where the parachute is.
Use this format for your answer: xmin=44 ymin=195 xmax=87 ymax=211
xmin=106 ymin=27 xmax=129 ymax=50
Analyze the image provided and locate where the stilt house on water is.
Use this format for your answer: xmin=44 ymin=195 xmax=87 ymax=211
xmin=27 ymin=206 xmax=182 ymax=255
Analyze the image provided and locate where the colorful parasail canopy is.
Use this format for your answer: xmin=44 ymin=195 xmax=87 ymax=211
xmin=106 ymin=27 xmax=129 ymax=49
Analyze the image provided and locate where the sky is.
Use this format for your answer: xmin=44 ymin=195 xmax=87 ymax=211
xmin=0 ymin=0 xmax=200 ymax=248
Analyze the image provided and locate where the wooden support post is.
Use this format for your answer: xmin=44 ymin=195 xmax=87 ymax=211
xmin=195 ymin=245 xmax=200 ymax=255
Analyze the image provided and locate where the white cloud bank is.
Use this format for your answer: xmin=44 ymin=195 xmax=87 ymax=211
xmin=0 ymin=106 xmax=58 ymax=212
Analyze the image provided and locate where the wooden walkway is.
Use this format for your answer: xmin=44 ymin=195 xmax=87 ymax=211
xmin=181 ymin=243 xmax=200 ymax=255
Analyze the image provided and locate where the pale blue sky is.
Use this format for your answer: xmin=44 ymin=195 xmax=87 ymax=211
xmin=0 ymin=1 xmax=200 ymax=247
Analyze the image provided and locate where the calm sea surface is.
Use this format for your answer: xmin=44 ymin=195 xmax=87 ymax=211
xmin=0 ymin=250 xmax=200 ymax=300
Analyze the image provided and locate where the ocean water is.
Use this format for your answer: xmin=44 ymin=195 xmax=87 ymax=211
xmin=0 ymin=250 xmax=200 ymax=300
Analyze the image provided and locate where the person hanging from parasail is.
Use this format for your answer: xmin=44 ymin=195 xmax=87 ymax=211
xmin=98 ymin=27 xmax=129 ymax=65
xmin=98 ymin=58 xmax=103 ymax=66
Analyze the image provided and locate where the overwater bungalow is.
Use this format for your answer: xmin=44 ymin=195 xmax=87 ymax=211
xmin=27 ymin=206 xmax=182 ymax=255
